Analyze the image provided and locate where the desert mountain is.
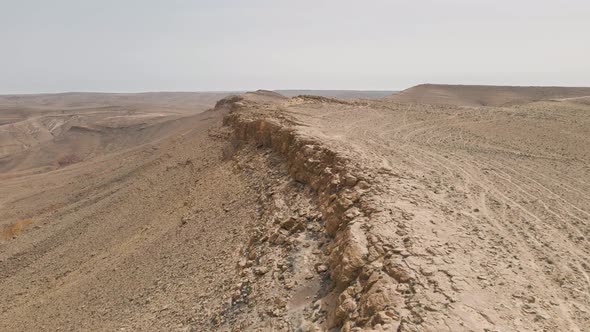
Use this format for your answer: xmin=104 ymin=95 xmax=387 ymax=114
xmin=386 ymin=83 xmax=590 ymax=106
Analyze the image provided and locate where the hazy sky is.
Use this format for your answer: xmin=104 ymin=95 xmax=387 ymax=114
xmin=1 ymin=0 xmax=589 ymax=93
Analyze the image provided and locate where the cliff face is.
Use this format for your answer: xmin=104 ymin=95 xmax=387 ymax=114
xmin=221 ymin=94 xmax=412 ymax=331
xmin=217 ymin=90 xmax=590 ymax=332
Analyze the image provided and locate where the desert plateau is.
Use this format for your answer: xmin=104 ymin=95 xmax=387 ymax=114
xmin=0 ymin=85 xmax=589 ymax=331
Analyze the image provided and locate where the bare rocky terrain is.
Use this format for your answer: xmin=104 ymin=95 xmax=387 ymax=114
xmin=1 ymin=86 xmax=589 ymax=331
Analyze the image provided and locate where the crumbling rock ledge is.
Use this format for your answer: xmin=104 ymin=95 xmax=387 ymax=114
xmin=218 ymin=95 xmax=417 ymax=331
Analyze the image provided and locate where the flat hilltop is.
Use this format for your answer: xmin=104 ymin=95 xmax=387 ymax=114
xmin=386 ymin=83 xmax=590 ymax=106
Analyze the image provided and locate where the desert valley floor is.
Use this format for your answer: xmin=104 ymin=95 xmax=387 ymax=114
xmin=0 ymin=85 xmax=589 ymax=331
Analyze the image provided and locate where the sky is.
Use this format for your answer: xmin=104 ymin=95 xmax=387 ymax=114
xmin=1 ymin=0 xmax=589 ymax=93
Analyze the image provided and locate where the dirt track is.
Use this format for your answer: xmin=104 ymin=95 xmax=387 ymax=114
xmin=1 ymin=88 xmax=589 ymax=331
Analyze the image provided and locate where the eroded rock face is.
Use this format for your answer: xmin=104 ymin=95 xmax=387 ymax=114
xmin=220 ymin=95 xmax=408 ymax=330
xmin=328 ymin=224 xmax=368 ymax=290
xmin=215 ymin=90 xmax=590 ymax=332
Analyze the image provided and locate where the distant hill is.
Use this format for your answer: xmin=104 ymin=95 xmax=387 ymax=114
xmin=559 ymin=96 xmax=590 ymax=106
xmin=385 ymin=84 xmax=590 ymax=106
xmin=276 ymin=90 xmax=396 ymax=99
xmin=0 ymin=92 xmax=232 ymax=111
xmin=0 ymin=92 xmax=232 ymax=172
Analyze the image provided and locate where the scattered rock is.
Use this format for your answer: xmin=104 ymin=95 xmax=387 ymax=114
xmin=343 ymin=174 xmax=358 ymax=186
xmin=315 ymin=264 xmax=328 ymax=273
xmin=253 ymin=266 xmax=269 ymax=275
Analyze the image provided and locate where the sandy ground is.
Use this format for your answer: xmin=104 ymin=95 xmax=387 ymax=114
xmin=0 ymin=87 xmax=589 ymax=331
